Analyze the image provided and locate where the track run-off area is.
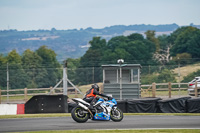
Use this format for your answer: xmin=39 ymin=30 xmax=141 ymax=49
xmin=0 ymin=115 xmax=200 ymax=132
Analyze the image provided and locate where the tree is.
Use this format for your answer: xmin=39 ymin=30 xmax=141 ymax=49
xmin=153 ymin=46 xmax=171 ymax=66
xmin=0 ymin=54 xmax=7 ymax=88
xmin=80 ymin=37 xmax=106 ymax=66
xmin=76 ymin=37 xmax=106 ymax=84
xmin=173 ymin=53 xmax=192 ymax=65
xmin=127 ymin=33 xmax=144 ymax=41
xmin=36 ymin=46 xmax=61 ymax=87
xmin=145 ymin=30 xmax=160 ymax=52
xmin=104 ymin=34 xmax=156 ymax=65
xmin=107 ymin=36 xmax=128 ymax=51
xmin=66 ymin=58 xmax=80 ymax=83
xmin=7 ymin=50 xmax=29 ymax=89
xmin=156 ymin=69 xmax=176 ymax=83
xmin=22 ymin=49 xmax=48 ymax=88
xmin=170 ymin=26 xmax=200 ymax=58
xmin=158 ymin=34 xmax=170 ymax=50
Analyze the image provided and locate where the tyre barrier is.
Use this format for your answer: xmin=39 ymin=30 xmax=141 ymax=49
xmin=25 ymin=95 xmax=68 ymax=114
xmin=127 ymin=98 xmax=162 ymax=113
xmin=157 ymin=97 xmax=191 ymax=113
xmin=187 ymin=97 xmax=200 ymax=113
xmin=66 ymin=97 xmax=200 ymax=113
xmin=1 ymin=96 xmax=200 ymax=115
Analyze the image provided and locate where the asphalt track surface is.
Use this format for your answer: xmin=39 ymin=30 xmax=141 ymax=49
xmin=0 ymin=115 xmax=200 ymax=132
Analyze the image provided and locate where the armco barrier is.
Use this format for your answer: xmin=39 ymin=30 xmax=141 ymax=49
xmin=0 ymin=104 xmax=24 ymax=115
xmin=25 ymin=95 xmax=68 ymax=113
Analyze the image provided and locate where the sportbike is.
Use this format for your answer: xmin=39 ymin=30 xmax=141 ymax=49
xmin=71 ymin=97 xmax=123 ymax=123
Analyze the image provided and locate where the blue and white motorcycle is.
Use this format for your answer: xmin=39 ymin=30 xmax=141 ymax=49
xmin=71 ymin=97 xmax=123 ymax=123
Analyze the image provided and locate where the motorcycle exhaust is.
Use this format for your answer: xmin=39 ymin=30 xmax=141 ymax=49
xmin=78 ymin=102 xmax=88 ymax=110
xmin=78 ymin=102 xmax=93 ymax=118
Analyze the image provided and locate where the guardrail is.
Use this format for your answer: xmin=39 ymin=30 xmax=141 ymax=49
xmin=0 ymin=82 xmax=199 ymax=104
xmin=141 ymin=82 xmax=200 ymax=98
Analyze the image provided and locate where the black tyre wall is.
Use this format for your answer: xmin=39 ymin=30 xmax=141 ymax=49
xmin=25 ymin=95 xmax=68 ymax=113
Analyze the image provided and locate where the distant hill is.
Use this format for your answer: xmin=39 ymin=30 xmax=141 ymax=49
xmin=0 ymin=23 xmax=199 ymax=61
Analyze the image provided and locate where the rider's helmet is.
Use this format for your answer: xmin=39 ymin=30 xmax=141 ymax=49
xmin=92 ymin=84 xmax=99 ymax=92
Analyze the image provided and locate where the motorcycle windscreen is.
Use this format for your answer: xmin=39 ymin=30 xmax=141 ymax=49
xmin=93 ymin=112 xmax=110 ymax=120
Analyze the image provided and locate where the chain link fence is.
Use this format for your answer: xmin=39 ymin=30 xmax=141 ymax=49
xmin=0 ymin=63 xmax=200 ymax=103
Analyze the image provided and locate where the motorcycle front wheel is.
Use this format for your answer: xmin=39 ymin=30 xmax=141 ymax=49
xmin=110 ymin=107 xmax=123 ymax=122
xmin=71 ymin=106 xmax=89 ymax=123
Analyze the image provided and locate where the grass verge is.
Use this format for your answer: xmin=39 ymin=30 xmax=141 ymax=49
xmin=13 ymin=129 xmax=200 ymax=133
xmin=1 ymin=113 xmax=200 ymax=119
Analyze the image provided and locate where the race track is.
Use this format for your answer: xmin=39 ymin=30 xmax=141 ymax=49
xmin=0 ymin=115 xmax=200 ymax=132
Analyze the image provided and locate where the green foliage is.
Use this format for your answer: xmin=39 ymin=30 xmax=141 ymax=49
xmin=104 ymin=34 xmax=156 ymax=64
xmin=127 ymin=33 xmax=144 ymax=41
xmin=0 ymin=54 xmax=7 ymax=88
xmin=170 ymin=26 xmax=200 ymax=58
xmin=157 ymin=69 xmax=176 ymax=83
xmin=182 ymin=69 xmax=200 ymax=82
xmin=145 ymin=30 xmax=160 ymax=52
xmin=75 ymin=33 xmax=157 ymax=84
xmin=157 ymin=34 xmax=170 ymax=50
xmin=22 ymin=49 xmax=48 ymax=88
xmin=1 ymin=25 xmax=200 ymax=87
xmin=173 ymin=53 xmax=192 ymax=65
xmin=36 ymin=46 xmax=62 ymax=87
xmin=142 ymin=69 xmax=176 ymax=84
xmin=66 ymin=58 xmax=80 ymax=82
xmin=0 ymin=46 xmax=62 ymax=90
xmin=7 ymin=50 xmax=29 ymax=89
xmin=76 ymin=37 xmax=106 ymax=84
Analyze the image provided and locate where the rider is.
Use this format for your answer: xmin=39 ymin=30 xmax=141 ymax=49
xmin=83 ymin=84 xmax=112 ymax=109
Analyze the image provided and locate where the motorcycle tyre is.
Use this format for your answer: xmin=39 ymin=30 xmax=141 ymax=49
xmin=71 ymin=106 xmax=89 ymax=123
xmin=110 ymin=107 xmax=123 ymax=122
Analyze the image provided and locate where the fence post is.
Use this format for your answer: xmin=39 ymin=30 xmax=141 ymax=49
xmin=50 ymin=87 xmax=54 ymax=95
xmin=75 ymin=89 xmax=78 ymax=98
xmin=24 ymin=88 xmax=27 ymax=102
xmin=100 ymin=84 xmax=104 ymax=93
xmin=152 ymin=82 xmax=156 ymax=97
xmin=195 ymin=81 xmax=198 ymax=97
xmin=0 ymin=88 xmax=1 ymax=104
xmin=168 ymin=82 xmax=171 ymax=98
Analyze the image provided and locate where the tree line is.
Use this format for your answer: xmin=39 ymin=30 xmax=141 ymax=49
xmin=0 ymin=26 xmax=200 ymax=89
xmin=0 ymin=46 xmax=61 ymax=89
xmin=67 ymin=26 xmax=200 ymax=85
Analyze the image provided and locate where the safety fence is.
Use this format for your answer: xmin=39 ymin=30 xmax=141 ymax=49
xmin=141 ymin=82 xmax=200 ymax=98
xmin=0 ymin=82 xmax=200 ymax=104
xmin=0 ymin=86 xmax=81 ymax=104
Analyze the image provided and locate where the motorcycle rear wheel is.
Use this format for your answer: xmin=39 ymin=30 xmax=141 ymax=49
xmin=110 ymin=107 xmax=123 ymax=122
xmin=71 ymin=106 xmax=89 ymax=123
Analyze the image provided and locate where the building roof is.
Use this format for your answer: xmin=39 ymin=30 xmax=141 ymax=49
xmin=102 ymin=64 xmax=142 ymax=68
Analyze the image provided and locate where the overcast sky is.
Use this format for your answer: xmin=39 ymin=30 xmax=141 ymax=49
xmin=0 ymin=0 xmax=199 ymax=31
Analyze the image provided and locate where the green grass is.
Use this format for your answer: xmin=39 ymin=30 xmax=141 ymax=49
xmin=13 ymin=129 xmax=200 ymax=133
xmin=173 ymin=62 xmax=200 ymax=81
xmin=141 ymin=90 xmax=188 ymax=98
xmin=1 ymin=113 xmax=200 ymax=119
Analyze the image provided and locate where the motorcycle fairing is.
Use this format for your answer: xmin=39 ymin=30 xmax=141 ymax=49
xmin=93 ymin=112 xmax=110 ymax=120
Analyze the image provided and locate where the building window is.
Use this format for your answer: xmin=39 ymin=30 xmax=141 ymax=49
xmin=132 ymin=69 xmax=139 ymax=83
